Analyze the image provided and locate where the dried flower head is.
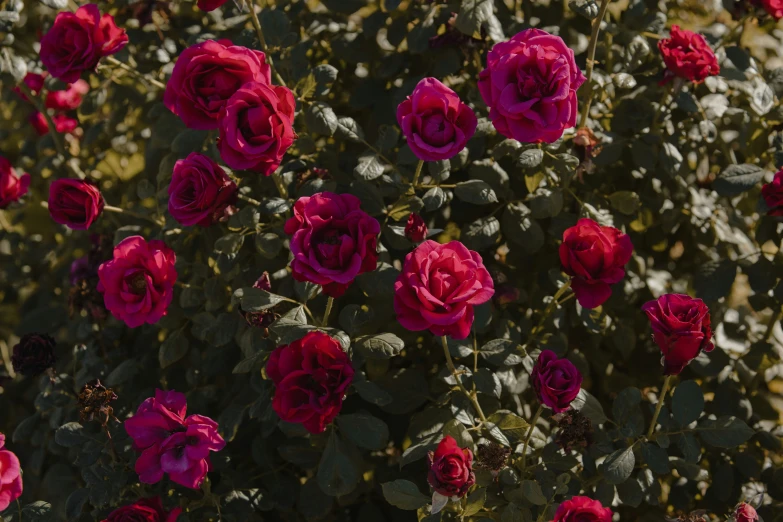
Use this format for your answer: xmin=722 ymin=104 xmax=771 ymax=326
xmin=554 ymin=409 xmax=593 ymax=452
xmin=78 ymin=379 xmax=118 ymax=426
xmin=476 ymin=441 xmax=511 ymax=472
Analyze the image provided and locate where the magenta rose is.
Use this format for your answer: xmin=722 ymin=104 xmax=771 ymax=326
xmin=427 ymin=435 xmax=475 ymax=498
xmin=97 ymin=236 xmax=177 ymax=328
xmin=102 ymin=497 xmax=181 ymax=522
xmin=14 ymin=72 xmax=46 ymax=101
xmin=531 ymin=350 xmax=582 ymax=412
xmin=46 ymin=79 xmax=90 ymax=111
xmin=658 ymin=26 xmax=720 ymax=84
xmin=761 ymin=168 xmax=783 ymax=216
xmin=30 ymin=112 xmax=79 ymax=136
xmin=641 ymin=293 xmax=714 ymax=375
xmin=48 ymin=178 xmax=105 ymax=230
xmin=40 ymin=4 xmax=128 ymax=83
xmin=394 ymin=240 xmax=494 ymax=339
xmin=0 ymin=157 xmax=30 ymax=209
xmin=396 ymin=77 xmax=477 ymax=161
xmin=284 ymin=192 xmax=380 ymax=298
xmin=0 ymin=433 xmax=22 ymax=512
xmin=266 ymin=331 xmax=354 ymax=434
xmin=164 ymin=40 xmax=271 ymax=130
xmin=404 ymin=212 xmax=428 ymax=243
xmin=217 ymin=81 xmax=296 ymax=175
xmin=763 ymin=0 xmax=783 ymax=17
xmin=734 ymin=503 xmax=759 ymax=522
xmin=168 ymin=152 xmax=238 ymax=226
xmin=560 ymin=218 xmax=633 ymax=309
xmin=125 ymin=389 xmax=225 ymax=490
xmin=553 ymin=496 xmax=612 ymax=522
xmin=197 ymin=0 xmax=229 ymax=10
xmin=478 ymin=29 xmax=586 ymax=144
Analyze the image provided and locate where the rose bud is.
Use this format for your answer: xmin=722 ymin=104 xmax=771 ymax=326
xmin=658 ymin=26 xmax=719 ymax=84
xmin=427 ymin=435 xmax=475 ymax=498
xmin=531 ymin=350 xmax=582 ymax=412
xmin=761 ymin=168 xmax=783 ymax=216
xmin=404 ymin=213 xmax=428 ymax=243
xmin=48 ymin=178 xmax=105 ymax=230
xmin=29 ymin=112 xmax=80 ymax=136
xmin=45 ymin=80 xmax=90 ymax=111
xmin=11 ymin=334 xmax=57 ymax=376
xmin=252 ymin=272 xmax=272 ymax=291
xmin=733 ymin=503 xmax=759 ymax=522
xmin=553 ymin=496 xmax=613 ymax=522
xmin=0 ymin=157 xmax=30 ymax=209
xmin=101 ymin=497 xmax=181 ymax=522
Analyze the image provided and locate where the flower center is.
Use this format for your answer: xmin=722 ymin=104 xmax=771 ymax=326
xmin=128 ymin=272 xmax=148 ymax=295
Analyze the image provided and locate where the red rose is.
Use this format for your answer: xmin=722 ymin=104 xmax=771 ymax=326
xmin=396 ymin=77 xmax=477 ymax=161
xmin=761 ymin=168 xmax=783 ymax=216
xmin=266 ymin=331 xmax=354 ymax=434
xmin=734 ymin=503 xmax=759 ymax=522
xmin=0 ymin=433 xmax=23 ymax=512
xmin=642 ymin=293 xmax=714 ymax=375
xmin=48 ymin=178 xmax=105 ymax=230
xmin=531 ymin=350 xmax=582 ymax=413
xmin=14 ymin=72 xmax=47 ymax=101
xmin=427 ymin=435 xmax=475 ymax=498
xmin=559 ymin=218 xmax=633 ymax=309
xmin=658 ymin=25 xmax=719 ymax=84
xmin=164 ymin=40 xmax=271 ymax=130
xmin=40 ymin=4 xmax=128 ymax=83
xmin=197 ymin=0 xmax=229 ymax=10
xmin=97 ymin=236 xmax=177 ymax=328
xmin=167 ymin=152 xmax=238 ymax=227
xmin=30 ymin=112 xmax=79 ymax=136
xmin=102 ymin=497 xmax=181 ymax=522
xmin=553 ymin=496 xmax=612 ymax=522
xmin=394 ymin=240 xmax=494 ymax=340
xmin=404 ymin=212 xmax=428 ymax=243
xmin=217 ymin=81 xmax=296 ymax=175
xmin=478 ymin=29 xmax=586 ymax=143
xmin=0 ymin=157 xmax=30 ymax=209
xmin=284 ymin=192 xmax=380 ymax=298
xmin=45 ymin=80 xmax=90 ymax=111
xmin=762 ymin=0 xmax=783 ymax=18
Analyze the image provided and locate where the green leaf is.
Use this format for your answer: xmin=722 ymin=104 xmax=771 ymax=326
xmin=672 ymin=380 xmax=704 ymax=426
xmin=455 ymin=0 xmax=494 ymax=39
xmin=608 ymin=191 xmax=641 ymax=215
xmin=713 ymin=164 xmax=765 ymax=197
xmin=381 ymin=479 xmax=430 ymax=510
xmin=602 ymin=446 xmax=636 ymax=484
xmin=159 ymin=329 xmax=189 ymax=369
xmin=463 ymin=488 xmax=487 ymax=516
xmin=65 ymin=489 xmax=90 ymax=519
xmin=218 ymin=403 xmax=247 ymax=442
xmin=694 ymin=259 xmax=737 ymax=302
xmin=105 ymin=359 xmax=139 ymax=386
xmin=501 ymin=503 xmax=532 ymax=522
xmin=697 ymin=416 xmax=755 ymax=448
xmin=214 ymin=233 xmax=245 ymax=255
xmin=255 ymin=232 xmax=283 ymax=259
xmin=353 ymin=379 xmax=393 ymax=407
xmin=55 ymin=422 xmax=86 ymax=448
xmin=305 ymin=102 xmax=339 ymax=136
xmin=336 ymin=117 xmax=365 ymax=142
xmin=571 ymin=388 xmax=608 ymax=424
xmin=677 ymin=432 xmax=701 ymax=462
xmin=516 ymin=148 xmax=544 ymax=168
xmin=312 ymin=64 xmax=338 ymax=96
xmin=259 ymin=9 xmax=292 ymax=48
xmin=641 ymin=442 xmax=670 ymax=475
xmin=354 ymin=333 xmax=404 ymax=359
xmin=234 ymin=287 xmax=287 ymax=312
xmin=336 ymin=412 xmax=389 ymax=450
xmin=455 ymin=180 xmax=498 ymax=205
xmin=569 ymin=0 xmax=600 ymax=19
xmin=520 ymin=480 xmax=547 ymax=505
xmin=317 ymin=431 xmax=360 ymax=497
xmin=353 ymin=152 xmax=384 ymax=180
xmin=487 ymin=411 xmax=529 ymax=442
xmin=480 ymin=339 xmax=525 ymax=366
xmin=443 ymin=419 xmax=474 ymax=449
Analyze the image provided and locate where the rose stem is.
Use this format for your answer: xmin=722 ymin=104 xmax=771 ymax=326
xmin=104 ymin=56 xmax=166 ymax=90
xmin=411 ymin=159 xmax=424 ymax=188
xmin=16 ymin=82 xmax=67 ymax=158
xmin=440 ymin=335 xmax=488 ymax=424
xmin=521 ymin=404 xmax=543 ymax=470
xmin=271 ymin=172 xmax=288 ymax=199
xmin=577 ymin=0 xmax=612 ymax=129
xmin=244 ymin=0 xmax=288 ymax=88
xmin=646 ymin=374 xmax=673 ymax=440
xmin=322 ymin=296 xmax=334 ymax=327
xmin=523 ymin=279 xmax=571 ymax=352
xmin=102 ymin=204 xmax=164 ymax=225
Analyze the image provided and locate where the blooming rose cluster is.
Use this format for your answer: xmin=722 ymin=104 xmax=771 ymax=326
xmin=124 ymin=389 xmax=225 ymax=489
xmin=0 ymin=156 xmax=30 ymax=209
xmin=17 ymin=72 xmax=88 ymax=136
xmin=0 ymin=433 xmax=23 ymax=512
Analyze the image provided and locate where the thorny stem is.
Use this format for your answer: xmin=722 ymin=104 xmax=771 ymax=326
xmin=578 ymin=0 xmax=612 ymax=129
xmin=646 ymin=374 xmax=673 ymax=440
xmin=17 ymin=82 xmax=67 ymax=158
xmin=103 ymin=204 xmax=164 ymax=225
xmin=441 ymin=336 xmax=488 ymax=424
xmin=244 ymin=0 xmax=288 ymax=87
xmin=322 ymin=296 xmax=334 ymax=327
xmin=271 ymin=172 xmax=288 ymax=199
xmin=237 ymin=193 xmax=263 ymax=206
xmin=521 ymin=404 xmax=544 ymax=470
xmin=104 ymin=56 xmax=166 ymax=89
xmin=411 ymin=159 xmax=424 ymax=188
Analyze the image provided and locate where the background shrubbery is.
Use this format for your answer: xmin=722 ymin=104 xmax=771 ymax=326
xmin=1 ymin=0 xmax=783 ymax=521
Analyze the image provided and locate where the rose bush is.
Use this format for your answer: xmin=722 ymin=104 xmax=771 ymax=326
xmin=0 ymin=1 xmax=781 ymax=521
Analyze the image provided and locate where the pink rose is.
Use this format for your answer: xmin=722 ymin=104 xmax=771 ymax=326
xmin=97 ymin=236 xmax=177 ymax=328
xmin=734 ymin=503 xmax=759 ymax=522
xmin=30 ymin=112 xmax=79 ymax=136
xmin=0 ymin=157 xmax=30 ymax=209
xmin=45 ymin=80 xmax=90 ymax=111
xmin=168 ymin=152 xmax=238 ymax=227
xmin=217 ymin=81 xmax=296 ymax=175
xmin=197 ymin=0 xmax=229 ymax=10
xmin=0 ymin=433 xmax=23 ymax=512
xmin=40 ymin=4 xmax=128 ymax=83
xmin=761 ymin=168 xmax=783 ymax=216
xmin=48 ymin=178 xmax=105 ymax=230
xmin=284 ymin=192 xmax=380 ymax=298
xmin=553 ymin=496 xmax=612 ymax=522
xmin=164 ymin=40 xmax=271 ymax=130
xmin=427 ymin=435 xmax=475 ymax=497
xmin=763 ymin=0 xmax=783 ymax=18
xmin=658 ymin=26 xmax=720 ymax=84
xmin=101 ymin=497 xmax=181 ymax=522
xmin=125 ymin=390 xmax=225 ymax=490
xmin=404 ymin=212 xmax=428 ymax=243
xmin=531 ymin=350 xmax=582 ymax=412
xmin=396 ymin=77 xmax=477 ymax=161
xmin=394 ymin=240 xmax=494 ymax=339
xmin=478 ymin=29 xmax=586 ymax=143
xmin=559 ymin=218 xmax=633 ymax=309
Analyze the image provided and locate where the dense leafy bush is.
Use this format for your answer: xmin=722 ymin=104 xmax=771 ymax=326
xmin=1 ymin=0 xmax=782 ymax=521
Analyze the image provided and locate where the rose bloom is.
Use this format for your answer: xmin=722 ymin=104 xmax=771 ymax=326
xmin=531 ymin=350 xmax=582 ymax=412
xmin=168 ymin=152 xmax=238 ymax=227
xmin=0 ymin=156 xmax=30 ymax=209
xmin=427 ymin=435 xmax=475 ymax=498
xmin=394 ymin=240 xmax=494 ymax=339
xmin=14 ymin=72 xmax=47 ymax=101
xmin=266 ymin=331 xmax=354 ymax=433
xmin=101 ymin=497 xmax=181 ymax=522
xmin=284 ymin=192 xmax=380 ymax=298
xmin=553 ymin=496 xmax=612 ymax=522
xmin=404 ymin=212 xmax=428 ymax=243
xmin=164 ymin=40 xmax=271 ymax=130
xmin=97 ymin=236 xmax=177 ymax=328
xmin=197 ymin=0 xmax=229 ymax=10
xmin=763 ymin=0 xmax=783 ymax=18
xmin=218 ymin=81 xmax=296 ymax=175
xmin=642 ymin=293 xmax=714 ymax=375
xmin=48 ymin=178 xmax=105 ymax=230
xmin=40 ymin=4 xmax=129 ymax=83
xmin=0 ymin=433 xmax=23 ymax=512
xmin=478 ymin=29 xmax=586 ymax=143
xmin=761 ymin=168 xmax=783 ymax=216
xmin=734 ymin=503 xmax=759 ymax=522
xmin=46 ymin=79 xmax=90 ymax=111
xmin=30 ymin=112 xmax=79 ymax=136
xmin=125 ymin=389 xmax=225 ymax=489
xmin=396 ymin=77 xmax=477 ymax=161
xmin=11 ymin=333 xmax=57 ymax=377
xmin=658 ymin=25 xmax=720 ymax=84
xmin=560 ymin=218 xmax=633 ymax=309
